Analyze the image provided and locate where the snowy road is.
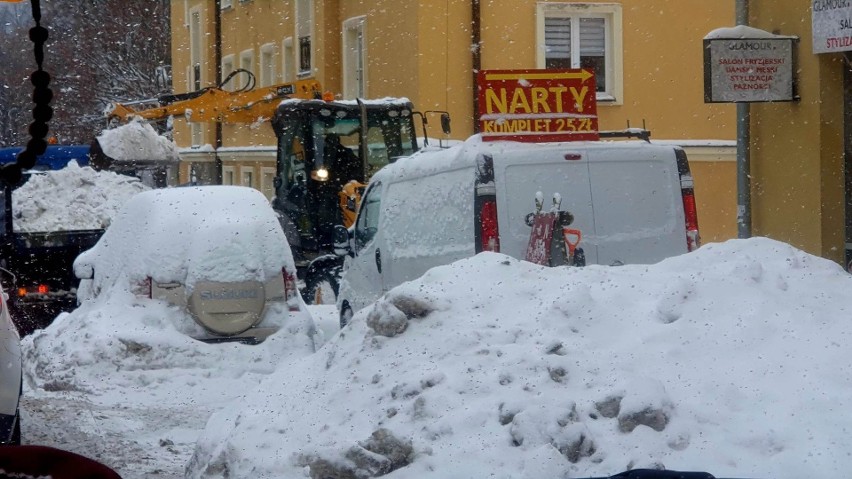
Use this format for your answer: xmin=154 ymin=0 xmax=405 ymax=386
xmin=19 ymin=305 xmax=341 ymax=479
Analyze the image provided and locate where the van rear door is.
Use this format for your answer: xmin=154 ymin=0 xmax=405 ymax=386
xmin=492 ymin=148 xmax=597 ymax=264
xmin=586 ymin=145 xmax=687 ymax=265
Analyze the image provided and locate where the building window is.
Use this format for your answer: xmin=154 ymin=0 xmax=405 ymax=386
xmin=261 ymin=167 xmax=276 ymax=199
xmin=537 ymin=2 xmax=623 ymax=103
xmin=239 ymin=49 xmax=255 ymax=89
xmin=242 ymin=170 xmax=254 ymax=188
xmin=223 ymin=167 xmax=235 ymax=185
xmin=282 ymin=37 xmax=295 ymax=82
xmin=343 ymin=16 xmax=367 ymax=99
xmin=296 ymin=0 xmax=313 ymax=75
xmin=189 ymin=8 xmax=203 ymax=91
xmin=221 ymin=0 xmax=233 ymax=10
xmin=222 ymin=54 xmax=235 ymax=91
xmin=260 ymin=43 xmax=276 ymax=87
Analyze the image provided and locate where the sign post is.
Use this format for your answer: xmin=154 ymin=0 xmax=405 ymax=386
xmin=477 ymin=69 xmax=599 ymax=142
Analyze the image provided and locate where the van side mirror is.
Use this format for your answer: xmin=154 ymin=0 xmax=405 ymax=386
xmin=333 ymin=225 xmax=353 ymax=257
xmin=440 ymin=113 xmax=451 ymax=135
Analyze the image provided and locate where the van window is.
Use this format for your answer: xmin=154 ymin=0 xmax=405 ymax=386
xmin=354 ymin=182 xmax=382 ymax=251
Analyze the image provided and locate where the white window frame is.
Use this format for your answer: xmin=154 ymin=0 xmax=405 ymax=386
xmin=342 ymin=16 xmax=367 ymax=99
xmin=239 ymin=48 xmax=255 ymax=90
xmin=536 ymin=2 xmax=623 ymax=104
xmin=221 ymin=0 xmax=233 ymax=10
xmin=223 ymin=166 xmax=236 ymax=185
xmin=295 ymin=0 xmax=313 ymax=76
xmin=260 ymin=43 xmax=276 ymax=87
xmin=221 ymin=54 xmax=235 ymax=91
xmin=282 ymin=37 xmax=295 ymax=83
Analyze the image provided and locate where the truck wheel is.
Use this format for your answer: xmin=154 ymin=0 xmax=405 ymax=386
xmin=303 ymin=261 xmax=341 ymax=305
xmin=10 ymin=411 xmax=20 ymax=445
xmin=339 ymin=303 xmax=353 ymax=329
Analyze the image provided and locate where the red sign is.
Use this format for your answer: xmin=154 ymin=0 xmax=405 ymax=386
xmin=477 ymin=69 xmax=599 ymax=142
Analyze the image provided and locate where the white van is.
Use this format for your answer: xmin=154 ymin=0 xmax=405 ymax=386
xmin=334 ymin=133 xmax=700 ymax=326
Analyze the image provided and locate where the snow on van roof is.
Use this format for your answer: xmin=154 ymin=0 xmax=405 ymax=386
xmin=374 ymin=134 xmax=676 ymax=184
xmin=12 ymin=160 xmax=150 ymax=232
xmin=75 ymin=185 xmax=293 ymax=295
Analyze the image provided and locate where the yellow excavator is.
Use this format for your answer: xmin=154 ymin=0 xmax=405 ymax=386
xmin=104 ymin=70 xmax=321 ymax=125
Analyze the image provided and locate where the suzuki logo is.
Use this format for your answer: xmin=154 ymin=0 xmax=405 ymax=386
xmin=199 ymin=289 xmax=259 ymax=300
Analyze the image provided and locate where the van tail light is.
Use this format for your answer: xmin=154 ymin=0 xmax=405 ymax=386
xmin=475 ymin=153 xmax=500 ymax=253
xmin=681 ymin=183 xmax=700 ymax=252
xmin=480 ymin=199 xmax=500 ymax=252
xmin=283 ymin=268 xmax=300 ymax=312
xmin=675 ymin=148 xmax=700 ymax=252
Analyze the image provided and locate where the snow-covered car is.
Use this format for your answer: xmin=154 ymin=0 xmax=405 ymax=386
xmin=0 ymin=280 xmax=22 ymax=444
xmin=73 ymin=185 xmax=310 ymax=344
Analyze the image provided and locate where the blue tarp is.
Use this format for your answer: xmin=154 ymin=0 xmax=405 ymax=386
xmin=0 ymin=145 xmax=91 ymax=171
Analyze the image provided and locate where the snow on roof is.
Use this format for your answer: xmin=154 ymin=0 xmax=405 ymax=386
xmin=74 ymin=185 xmax=294 ymax=295
xmin=185 ymin=237 xmax=852 ymax=478
xmin=12 ymin=160 xmax=150 ymax=232
xmin=96 ymin=120 xmax=180 ymax=163
xmin=704 ymin=25 xmax=798 ymax=40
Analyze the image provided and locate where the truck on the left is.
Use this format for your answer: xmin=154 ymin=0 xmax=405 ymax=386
xmin=0 ymin=145 xmax=148 ymax=335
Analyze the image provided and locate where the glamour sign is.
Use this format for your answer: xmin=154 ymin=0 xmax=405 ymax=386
xmin=703 ymin=26 xmax=798 ymax=103
xmin=812 ymin=0 xmax=852 ymax=53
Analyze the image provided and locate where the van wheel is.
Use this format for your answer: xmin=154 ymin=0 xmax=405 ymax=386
xmin=339 ymin=303 xmax=353 ymax=329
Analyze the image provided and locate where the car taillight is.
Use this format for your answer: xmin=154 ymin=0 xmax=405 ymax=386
xmin=143 ymin=276 xmax=152 ymax=298
xmin=480 ymin=199 xmax=500 ymax=252
xmin=681 ymin=185 xmax=700 ymax=252
xmin=283 ymin=268 xmax=300 ymax=312
xmin=17 ymin=284 xmax=50 ymax=296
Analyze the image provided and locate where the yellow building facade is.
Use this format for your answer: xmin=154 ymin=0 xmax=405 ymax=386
xmin=745 ymin=2 xmax=850 ymax=267
xmin=170 ymin=1 xmax=739 ymax=242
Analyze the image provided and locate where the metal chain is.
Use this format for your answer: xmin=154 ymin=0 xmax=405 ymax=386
xmin=0 ymin=0 xmax=52 ymax=186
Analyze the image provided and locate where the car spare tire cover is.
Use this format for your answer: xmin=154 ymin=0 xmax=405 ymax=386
xmin=189 ymin=280 xmax=266 ymax=335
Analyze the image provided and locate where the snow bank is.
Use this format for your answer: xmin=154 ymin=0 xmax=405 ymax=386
xmin=187 ymin=238 xmax=852 ymax=479
xmin=12 ymin=161 xmax=149 ymax=232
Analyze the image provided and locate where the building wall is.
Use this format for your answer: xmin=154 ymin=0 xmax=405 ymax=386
xmin=168 ymin=0 xmax=739 ymax=242
xmin=749 ymin=2 xmax=846 ymax=262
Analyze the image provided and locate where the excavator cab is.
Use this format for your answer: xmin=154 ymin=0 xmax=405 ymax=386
xmin=271 ymin=98 xmax=418 ymax=266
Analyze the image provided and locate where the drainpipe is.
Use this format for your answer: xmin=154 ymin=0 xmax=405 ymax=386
xmin=472 ymin=0 xmax=481 ymax=134
xmin=736 ymin=0 xmax=751 ymax=238
xmin=214 ymin=0 xmax=223 ymax=185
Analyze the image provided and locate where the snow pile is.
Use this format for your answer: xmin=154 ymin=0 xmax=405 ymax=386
xmin=187 ymin=238 xmax=852 ymax=479
xmin=96 ymin=120 xmax=179 ymax=162
xmin=75 ymin=186 xmax=294 ymax=298
xmin=21 ymin=287 xmax=320 ymax=474
xmin=12 ymin=161 xmax=150 ymax=232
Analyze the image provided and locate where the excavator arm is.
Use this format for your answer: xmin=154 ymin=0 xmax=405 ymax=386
xmin=106 ymin=77 xmax=321 ymax=124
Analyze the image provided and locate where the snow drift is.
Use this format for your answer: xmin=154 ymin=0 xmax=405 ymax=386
xmin=186 ymin=238 xmax=852 ymax=479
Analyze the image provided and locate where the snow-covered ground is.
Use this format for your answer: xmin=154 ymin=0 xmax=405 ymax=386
xmin=20 ymin=237 xmax=852 ymax=479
